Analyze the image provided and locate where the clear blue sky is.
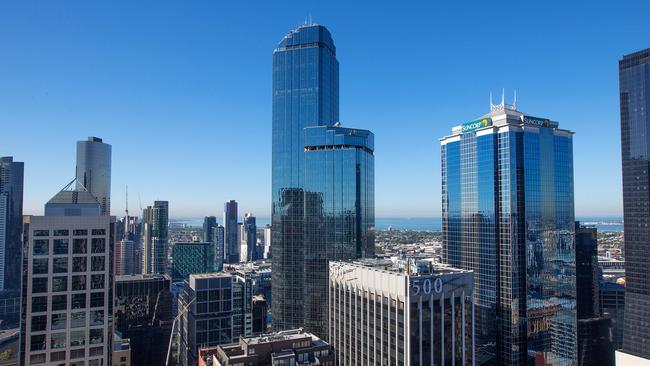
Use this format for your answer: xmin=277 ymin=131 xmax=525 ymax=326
xmin=1 ymin=1 xmax=647 ymax=219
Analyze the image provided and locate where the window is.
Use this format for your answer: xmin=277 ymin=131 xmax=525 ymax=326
xmin=90 ymin=328 xmax=104 ymax=344
xmin=70 ymin=330 xmax=85 ymax=348
xmin=53 ymin=239 xmax=69 ymax=255
xmin=71 ymin=312 xmax=85 ymax=328
xmin=52 ymin=276 xmax=68 ymax=292
xmin=92 ymin=229 xmax=105 ymax=236
xmin=89 ymin=346 xmax=103 ymax=356
xmin=90 ymin=310 xmax=104 ymax=326
xmin=33 ymin=239 xmax=48 ymax=255
xmin=72 ymin=293 xmax=86 ymax=309
xmin=30 ymin=334 xmax=46 ymax=351
xmin=73 ymin=238 xmax=87 ymax=254
xmin=72 ymin=275 xmax=86 ymax=291
xmin=32 ymin=259 xmax=48 ymax=274
xmin=30 ymin=354 xmax=46 ymax=364
xmin=50 ymin=332 xmax=66 ymax=349
xmin=73 ymin=229 xmax=88 ymax=236
xmin=51 ymin=313 xmax=67 ymax=330
xmin=91 ymin=256 xmax=105 ymax=271
xmin=52 ymin=294 xmax=67 ymax=311
xmin=31 ymin=315 xmax=47 ymax=332
xmin=53 ymin=229 xmax=69 ymax=236
xmin=51 ymin=351 xmax=66 ymax=362
xmin=73 ymin=257 xmax=87 ymax=272
xmin=90 ymin=292 xmax=104 ymax=308
xmin=91 ymin=274 xmax=104 ymax=289
xmin=91 ymin=238 xmax=105 ymax=253
xmin=89 ymin=359 xmax=101 ymax=366
xmin=33 ymin=230 xmax=49 ymax=237
xmin=32 ymin=296 xmax=47 ymax=313
xmin=32 ymin=278 xmax=48 ymax=293
xmin=53 ymin=258 xmax=68 ymax=273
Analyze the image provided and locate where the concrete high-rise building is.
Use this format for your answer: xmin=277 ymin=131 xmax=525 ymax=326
xmin=0 ymin=156 xmax=24 ymax=328
xmin=223 ymin=200 xmax=239 ymax=264
xmin=618 ymin=47 xmax=650 ymax=364
xmin=600 ymin=280 xmax=625 ymax=350
xmin=202 ymin=216 xmax=217 ymax=244
xmin=302 ymin=125 xmax=375 ymax=339
xmin=114 ymin=274 xmax=173 ymax=366
xmin=263 ymin=225 xmax=271 ymax=260
xmin=241 ymin=213 xmax=256 ymax=262
xmin=441 ymin=99 xmax=576 ymax=365
xmin=141 ymin=201 xmax=168 ymax=274
xmin=21 ymin=184 xmax=114 ymax=365
xmin=170 ymin=242 xmax=214 ymax=280
xmin=213 ymin=224 xmax=225 ymax=271
xmin=76 ymin=137 xmax=111 ymax=216
xmin=271 ymin=23 xmax=339 ymax=332
xmin=115 ymin=239 xmax=135 ymax=276
xmin=329 ymin=259 xmax=474 ymax=365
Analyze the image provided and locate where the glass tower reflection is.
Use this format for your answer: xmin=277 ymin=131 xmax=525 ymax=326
xmin=441 ymin=101 xmax=577 ymax=365
xmin=303 ymin=125 xmax=374 ymax=339
xmin=271 ymin=24 xmax=339 ymax=331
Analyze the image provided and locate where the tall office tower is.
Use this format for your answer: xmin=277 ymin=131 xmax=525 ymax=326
xmin=225 ymin=261 xmax=272 ymax=307
xmin=76 ymin=137 xmax=111 ymax=216
xmin=114 ymin=239 xmax=135 ymax=276
xmin=575 ymin=222 xmax=613 ymax=366
xmin=618 ymin=48 xmax=650 ymax=364
xmin=114 ymin=274 xmax=173 ymax=366
xmin=202 ymin=216 xmax=217 ymax=244
xmin=441 ymin=99 xmax=576 ymax=365
xmin=271 ymin=23 xmax=339 ymax=332
xmin=329 ymin=259 xmax=474 ymax=365
xmin=242 ymin=213 xmax=256 ymax=262
xmin=212 ymin=224 xmax=225 ymax=271
xmin=223 ymin=200 xmax=239 ymax=264
xmin=21 ymin=183 xmax=114 ymax=365
xmin=170 ymin=242 xmax=214 ymax=280
xmin=141 ymin=201 xmax=168 ymax=274
xmin=263 ymin=224 xmax=271 ymax=259
xmin=0 ymin=156 xmax=24 ymax=328
xmin=251 ymin=295 xmax=268 ymax=335
xmin=303 ymin=125 xmax=374 ymax=339
xmin=178 ymin=273 xmax=236 ymax=366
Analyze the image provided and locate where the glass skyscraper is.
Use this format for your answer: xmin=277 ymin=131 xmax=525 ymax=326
xmin=271 ymin=23 xmax=339 ymax=331
xmin=223 ymin=200 xmax=239 ymax=264
xmin=142 ymin=201 xmax=168 ymax=274
xmin=441 ymin=100 xmax=576 ymax=365
xmin=303 ymin=125 xmax=374 ymax=339
xmin=76 ymin=136 xmax=111 ymax=216
xmin=618 ymin=48 xmax=650 ymax=363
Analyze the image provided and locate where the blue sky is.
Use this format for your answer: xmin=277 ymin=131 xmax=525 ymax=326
xmin=1 ymin=1 xmax=647 ymax=218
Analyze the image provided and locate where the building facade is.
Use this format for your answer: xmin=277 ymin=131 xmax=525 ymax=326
xmin=203 ymin=216 xmax=217 ymax=244
xmin=76 ymin=137 xmax=111 ymax=216
xmin=114 ymin=274 xmax=173 ymax=366
xmin=241 ymin=213 xmax=257 ymax=262
xmin=303 ymin=125 xmax=375 ymax=339
xmin=213 ymin=224 xmax=225 ymax=271
xmin=263 ymin=225 xmax=271 ymax=260
xmin=329 ymin=259 xmax=474 ymax=365
xmin=0 ymin=156 xmax=24 ymax=328
xmin=114 ymin=240 xmax=134 ymax=276
xmin=171 ymin=242 xmax=214 ymax=280
xmin=441 ymin=100 xmax=576 ymax=365
xmin=21 ymin=187 xmax=114 ymax=365
xmin=271 ymin=23 xmax=339 ymax=332
xmin=223 ymin=201 xmax=239 ymax=264
xmin=619 ymin=47 xmax=650 ymax=363
xmin=141 ymin=201 xmax=168 ymax=274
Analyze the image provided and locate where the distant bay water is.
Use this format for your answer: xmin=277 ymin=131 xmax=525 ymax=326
xmin=172 ymin=216 xmax=623 ymax=232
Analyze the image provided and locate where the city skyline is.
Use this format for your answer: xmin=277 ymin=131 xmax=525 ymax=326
xmin=3 ymin=2 xmax=648 ymax=219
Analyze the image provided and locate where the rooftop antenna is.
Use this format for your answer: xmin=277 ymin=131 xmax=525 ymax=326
xmin=125 ymin=185 xmax=129 ymax=217
xmin=513 ymin=90 xmax=517 ymax=110
xmin=489 ymin=92 xmax=493 ymax=109
xmin=501 ymin=88 xmax=505 ymax=108
xmin=138 ymin=193 xmax=142 ymax=212
xmin=309 ymin=13 xmax=312 ymax=25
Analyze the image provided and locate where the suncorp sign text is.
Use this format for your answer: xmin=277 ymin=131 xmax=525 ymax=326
xmin=461 ymin=118 xmax=492 ymax=133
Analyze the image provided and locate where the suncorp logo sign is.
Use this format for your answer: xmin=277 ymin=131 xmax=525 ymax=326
xmin=522 ymin=115 xmax=551 ymax=127
xmin=461 ymin=118 xmax=492 ymax=133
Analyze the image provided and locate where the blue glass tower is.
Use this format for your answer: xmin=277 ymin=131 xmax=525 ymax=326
xmin=303 ymin=125 xmax=374 ymax=339
xmin=441 ymin=100 xmax=576 ymax=365
xmin=271 ymin=24 xmax=339 ymax=331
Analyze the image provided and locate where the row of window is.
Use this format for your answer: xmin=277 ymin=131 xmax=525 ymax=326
xmin=31 ymin=293 xmax=106 ymax=313
xmin=33 ymin=238 xmax=105 ymax=256
xmin=32 ymin=274 xmax=105 ymax=292
xmin=33 ymin=229 xmax=106 ymax=237
xmin=29 ymin=346 xmax=104 ymax=365
xmin=31 ymin=310 xmax=104 ymax=331
xmin=33 ymin=257 xmax=106 ymax=276
xmin=30 ymin=329 xmax=104 ymax=351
